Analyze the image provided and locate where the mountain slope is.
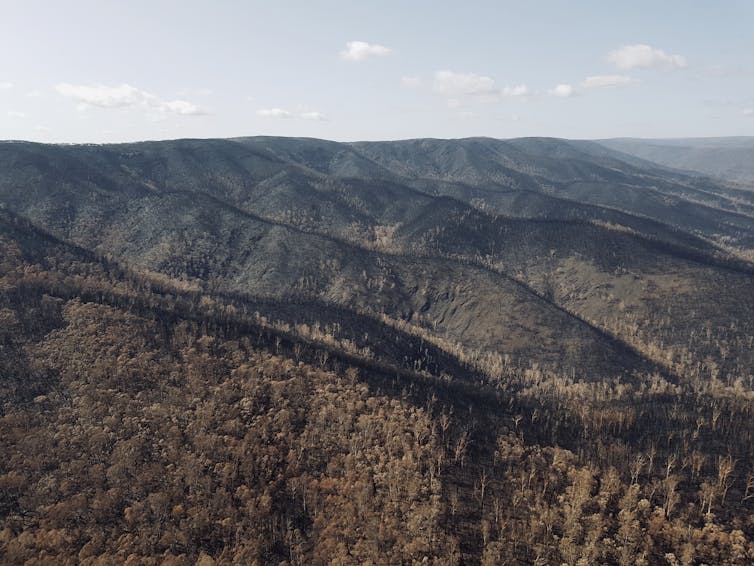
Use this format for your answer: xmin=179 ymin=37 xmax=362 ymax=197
xmin=3 ymin=136 xmax=754 ymax=383
xmin=1 ymin=136 xmax=753 ymax=563
xmin=352 ymin=137 xmax=754 ymax=247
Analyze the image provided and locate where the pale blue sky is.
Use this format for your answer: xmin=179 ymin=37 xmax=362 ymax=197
xmin=1 ymin=0 xmax=752 ymax=143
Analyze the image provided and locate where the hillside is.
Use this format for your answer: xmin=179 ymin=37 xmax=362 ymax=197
xmin=1 ymin=137 xmax=753 ymax=564
xmin=599 ymin=137 xmax=754 ymax=187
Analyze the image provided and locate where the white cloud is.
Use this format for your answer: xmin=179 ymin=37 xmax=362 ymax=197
xmin=56 ymin=83 xmax=146 ymax=108
xmin=544 ymin=75 xmax=638 ymax=98
xmin=257 ymin=108 xmax=293 ymax=118
xmin=446 ymin=98 xmax=463 ymax=109
xmin=606 ymin=44 xmax=687 ymax=70
xmin=0 ymin=81 xmax=12 ymax=90
xmin=340 ymin=41 xmax=391 ymax=61
xmin=257 ymin=108 xmax=328 ymax=121
xmin=34 ymin=125 xmax=51 ymax=133
xmin=7 ymin=111 xmax=26 ymax=118
xmin=300 ymin=111 xmax=328 ymax=121
xmin=548 ymin=84 xmax=575 ymax=97
xmin=433 ymin=70 xmax=528 ymax=99
xmin=55 ymin=83 xmax=207 ymax=115
xmin=501 ymin=84 xmax=529 ymax=97
xmin=580 ymin=74 xmax=639 ymax=89
xmin=160 ymin=100 xmax=205 ymax=115
xmin=434 ymin=70 xmax=497 ymax=96
xmin=744 ymin=108 xmax=753 ymax=116
xmin=401 ymin=76 xmax=422 ymax=89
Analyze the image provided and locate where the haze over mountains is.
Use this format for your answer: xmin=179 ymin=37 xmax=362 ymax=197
xmin=1 ymin=135 xmax=753 ymax=564
xmin=600 ymin=137 xmax=754 ymax=187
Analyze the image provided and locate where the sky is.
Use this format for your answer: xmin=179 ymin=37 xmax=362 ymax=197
xmin=1 ymin=0 xmax=753 ymax=143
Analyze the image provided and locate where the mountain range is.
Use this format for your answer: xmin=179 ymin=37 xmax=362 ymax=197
xmin=1 ymin=135 xmax=753 ymax=564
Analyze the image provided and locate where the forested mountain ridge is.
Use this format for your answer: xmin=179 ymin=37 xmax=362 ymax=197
xmin=1 ymin=136 xmax=753 ymax=564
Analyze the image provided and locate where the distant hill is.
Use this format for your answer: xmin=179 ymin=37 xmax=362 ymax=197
xmin=599 ymin=136 xmax=754 ymax=186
